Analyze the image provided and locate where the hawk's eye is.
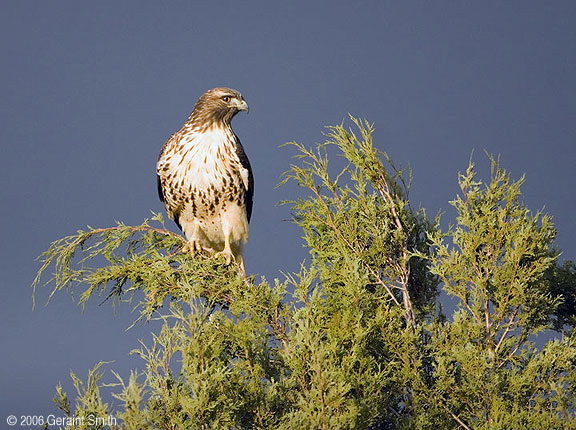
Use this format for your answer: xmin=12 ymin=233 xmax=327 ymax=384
xmin=222 ymin=96 xmax=231 ymax=102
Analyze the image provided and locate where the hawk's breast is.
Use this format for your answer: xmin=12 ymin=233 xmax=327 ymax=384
xmin=157 ymin=126 xmax=250 ymax=248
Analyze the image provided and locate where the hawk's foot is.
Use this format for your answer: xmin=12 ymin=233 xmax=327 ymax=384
xmin=213 ymin=250 xmax=235 ymax=265
xmin=183 ymin=239 xmax=203 ymax=256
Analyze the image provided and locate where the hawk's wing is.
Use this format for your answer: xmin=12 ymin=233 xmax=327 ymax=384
xmin=235 ymin=136 xmax=254 ymax=223
xmin=157 ymin=137 xmax=170 ymax=204
xmin=156 ymin=137 xmax=183 ymax=230
xmin=157 ymin=174 xmax=165 ymax=203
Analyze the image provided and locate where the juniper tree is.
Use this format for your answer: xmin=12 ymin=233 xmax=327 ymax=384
xmin=34 ymin=117 xmax=575 ymax=429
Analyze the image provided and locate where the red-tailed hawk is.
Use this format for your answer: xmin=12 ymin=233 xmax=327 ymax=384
xmin=157 ymin=87 xmax=253 ymax=275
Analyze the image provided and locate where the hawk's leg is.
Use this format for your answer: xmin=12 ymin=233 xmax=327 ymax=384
xmin=190 ymin=238 xmax=202 ymax=254
xmin=214 ymin=239 xmax=246 ymax=277
xmin=183 ymin=222 xmax=203 ymax=255
xmin=236 ymin=254 xmax=246 ymax=278
xmin=213 ymin=233 xmax=235 ymax=265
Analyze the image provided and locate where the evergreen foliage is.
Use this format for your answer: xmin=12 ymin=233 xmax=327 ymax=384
xmin=34 ymin=118 xmax=576 ymax=429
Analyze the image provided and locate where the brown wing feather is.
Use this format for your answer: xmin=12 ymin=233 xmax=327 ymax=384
xmin=157 ymin=174 xmax=165 ymax=203
xmin=235 ymin=136 xmax=254 ymax=223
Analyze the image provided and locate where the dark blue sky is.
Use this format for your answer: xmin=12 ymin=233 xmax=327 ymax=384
xmin=1 ymin=1 xmax=575 ymax=421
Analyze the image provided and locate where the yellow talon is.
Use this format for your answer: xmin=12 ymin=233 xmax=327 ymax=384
xmin=213 ymin=250 xmax=235 ymax=265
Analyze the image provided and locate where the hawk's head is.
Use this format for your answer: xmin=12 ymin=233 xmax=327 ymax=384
xmin=190 ymin=87 xmax=249 ymax=128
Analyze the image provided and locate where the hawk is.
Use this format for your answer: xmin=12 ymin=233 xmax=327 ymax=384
xmin=156 ymin=87 xmax=253 ymax=275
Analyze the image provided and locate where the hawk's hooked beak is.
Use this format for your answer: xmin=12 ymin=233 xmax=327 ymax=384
xmin=232 ymin=98 xmax=249 ymax=113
